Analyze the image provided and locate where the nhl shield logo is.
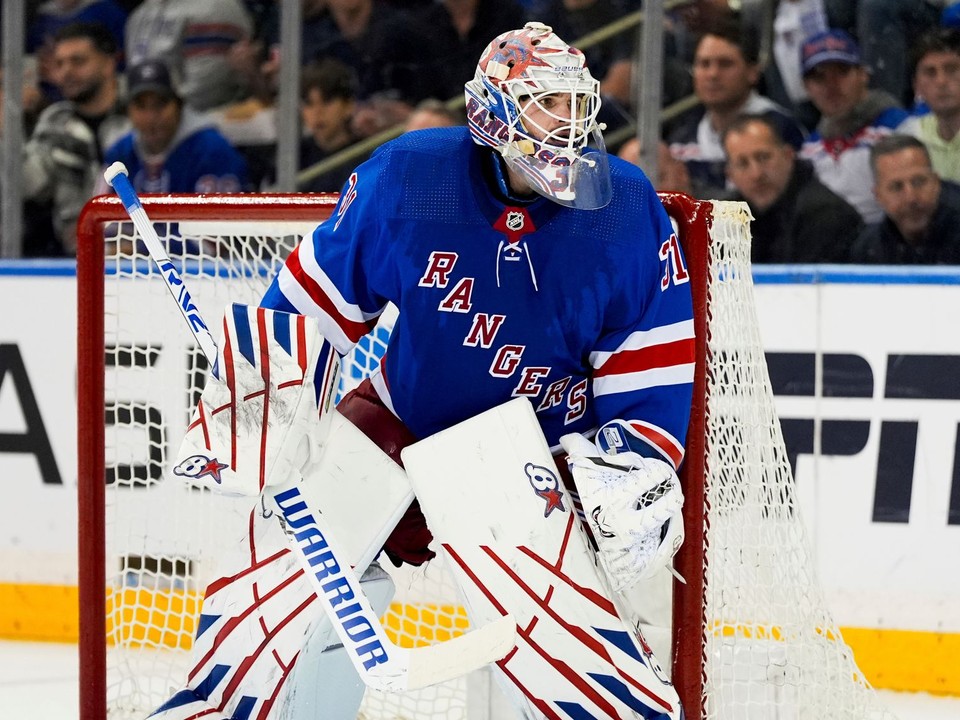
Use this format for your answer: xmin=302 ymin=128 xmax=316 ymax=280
xmin=506 ymin=211 xmax=525 ymax=232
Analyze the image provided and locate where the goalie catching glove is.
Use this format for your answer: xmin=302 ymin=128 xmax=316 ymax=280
xmin=560 ymin=422 xmax=684 ymax=592
xmin=172 ymin=304 xmax=340 ymax=496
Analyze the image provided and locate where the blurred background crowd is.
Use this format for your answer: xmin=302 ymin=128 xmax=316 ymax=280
xmin=2 ymin=0 xmax=960 ymax=264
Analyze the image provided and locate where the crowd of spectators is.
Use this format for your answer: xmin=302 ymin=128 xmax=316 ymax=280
xmin=2 ymin=0 xmax=960 ymax=265
xmin=643 ymin=0 xmax=960 ymax=265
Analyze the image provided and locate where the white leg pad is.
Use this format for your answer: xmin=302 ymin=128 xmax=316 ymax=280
xmin=149 ymin=519 xmax=395 ymax=720
xmin=402 ymin=397 xmax=683 ymax=720
xmin=148 ymin=508 xmax=318 ymax=719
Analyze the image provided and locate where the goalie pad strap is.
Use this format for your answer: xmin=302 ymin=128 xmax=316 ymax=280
xmin=338 ymin=379 xmax=435 ymax=567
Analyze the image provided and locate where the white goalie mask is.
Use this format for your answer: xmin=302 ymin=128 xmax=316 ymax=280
xmin=465 ymin=22 xmax=611 ymax=210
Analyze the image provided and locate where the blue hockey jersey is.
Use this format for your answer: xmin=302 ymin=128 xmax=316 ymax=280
xmin=261 ymin=127 xmax=695 ymax=469
xmin=103 ymin=111 xmax=248 ymax=193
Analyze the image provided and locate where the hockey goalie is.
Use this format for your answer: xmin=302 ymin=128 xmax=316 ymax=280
xmin=147 ymin=21 xmax=694 ymax=720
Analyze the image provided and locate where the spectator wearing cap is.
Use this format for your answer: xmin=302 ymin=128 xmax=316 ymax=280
xmin=100 ymin=59 xmax=248 ymax=194
xmin=850 ymin=133 xmax=960 ymax=263
xmin=900 ymin=27 xmax=960 ymax=183
xmin=739 ymin=0 xmax=857 ymax=133
xmin=799 ymin=29 xmax=910 ymax=224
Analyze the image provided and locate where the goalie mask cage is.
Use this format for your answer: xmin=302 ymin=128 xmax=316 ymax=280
xmin=77 ymin=193 xmax=894 ymax=720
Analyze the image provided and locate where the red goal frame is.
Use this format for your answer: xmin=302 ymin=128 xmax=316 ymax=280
xmin=76 ymin=192 xmax=711 ymax=720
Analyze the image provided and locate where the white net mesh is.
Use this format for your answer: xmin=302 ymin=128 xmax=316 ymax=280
xmin=698 ymin=202 xmax=895 ymax=720
xmin=79 ymin=196 xmax=896 ymax=720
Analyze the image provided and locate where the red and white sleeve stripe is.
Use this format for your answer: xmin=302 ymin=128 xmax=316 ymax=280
xmin=589 ymin=319 xmax=695 ymax=396
xmin=276 ymin=242 xmax=378 ymax=355
xmin=589 ymin=319 xmax=695 ymax=469
xmin=622 ymin=419 xmax=686 ymax=470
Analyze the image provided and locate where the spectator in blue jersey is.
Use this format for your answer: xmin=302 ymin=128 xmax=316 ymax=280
xmin=26 ymin=0 xmax=128 ymax=104
xmin=799 ymin=29 xmax=910 ymax=224
xmin=665 ymin=19 xmax=807 ymax=200
xmin=851 ymin=134 xmax=960 ymax=263
xmin=722 ymin=113 xmax=862 ymax=263
xmin=101 ymin=59 xmax=248 ymax=194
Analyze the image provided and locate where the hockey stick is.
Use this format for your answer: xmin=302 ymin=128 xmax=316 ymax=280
xmin=103 ymin=162 xmax=516 ymax=692
xmin=101 ymin=166 xmax=222 ymax=380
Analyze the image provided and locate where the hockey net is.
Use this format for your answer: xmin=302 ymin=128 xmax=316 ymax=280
xmin=76 ymin=193 xmax=894 ymax=720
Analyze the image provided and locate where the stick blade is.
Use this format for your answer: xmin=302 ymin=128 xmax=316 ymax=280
xmin=404 ymin=614 xmax=516 ymax=691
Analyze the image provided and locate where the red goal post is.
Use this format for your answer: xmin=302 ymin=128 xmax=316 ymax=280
xmin=76 ymin=192 xmax=892 ymax=720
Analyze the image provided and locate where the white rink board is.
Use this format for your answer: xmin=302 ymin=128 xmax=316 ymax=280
xmin=753 ymin=268 xmax=960 ymax=633
xmin=1 ymin=262 xmax=959 ymax=639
